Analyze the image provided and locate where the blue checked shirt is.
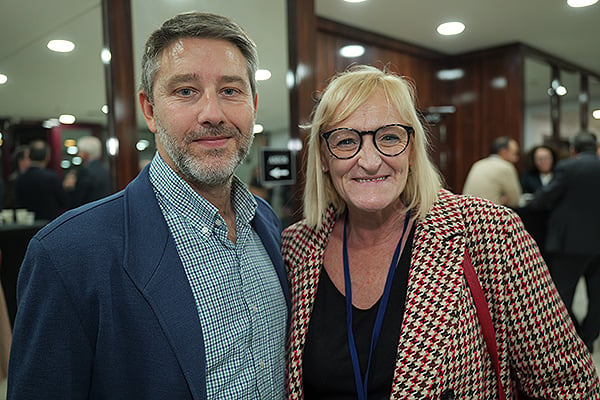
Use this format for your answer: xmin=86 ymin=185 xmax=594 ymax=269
xmin=149 ymin=154 xmax=287 ymax=399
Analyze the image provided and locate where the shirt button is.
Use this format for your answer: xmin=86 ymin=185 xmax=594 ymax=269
xmin=251 ymin=305 xmax=258 ymax=313
xmin=259 ymin=359 xmax=265 ymax=368
xmin=201 ymin=226 xmax=209 ymax=234
xmin=215 ymin=219 xmax=222 ymax=226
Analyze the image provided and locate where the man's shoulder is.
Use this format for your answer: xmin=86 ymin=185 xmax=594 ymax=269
xmin=35 ymin=191 xmax=126 ymax=243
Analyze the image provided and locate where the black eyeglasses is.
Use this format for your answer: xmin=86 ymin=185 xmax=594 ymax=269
xmin=321 ymin=124 xmax=413 ymax=159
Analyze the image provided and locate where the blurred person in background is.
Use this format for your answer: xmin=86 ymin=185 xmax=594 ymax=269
xmin=529 ymin=130 xmax=600 ymax=353
xmin=462 ymin=136 xmax=522 ymax=208
xmin=15 ymin=140 xmax=67 ymax=221
xmin=283 ymin=65 xmax=598 ymax=399
xmin=63 ymin=135 xmax=110 ymax=207
xmin=518 ymin=144 xmax=558 ymax=259
xmin=3 ymin=145 xmax=30 ymax=210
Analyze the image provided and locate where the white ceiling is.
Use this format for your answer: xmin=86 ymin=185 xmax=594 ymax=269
xmin=1 ymin=0 xmax=599 ymax=139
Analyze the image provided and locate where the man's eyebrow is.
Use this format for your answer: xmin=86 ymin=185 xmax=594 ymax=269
xmin=164 ymin=73 xmax=199 ymax=88
xmin=163 ymin=73 xmax=249 ymax=88
xmin=221 ymin=75 xmax=250 ymax=87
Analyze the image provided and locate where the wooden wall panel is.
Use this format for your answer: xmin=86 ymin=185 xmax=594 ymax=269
xmin=450 ymin=45 xmax=524 ymax=190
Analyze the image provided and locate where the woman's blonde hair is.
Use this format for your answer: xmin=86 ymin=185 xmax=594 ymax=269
xmin=303 ymin=65 xmax=443 ymax=227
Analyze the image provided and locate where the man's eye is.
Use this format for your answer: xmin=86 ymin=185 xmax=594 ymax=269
xmin=222 ymin=88 xmax=240 ymax=96
xmin=177 ymin=88 xmax=194 ymax=96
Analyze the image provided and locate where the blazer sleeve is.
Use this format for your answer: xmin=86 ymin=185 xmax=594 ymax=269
xmin=493 ymin=208 xmax=600 ymax=398
xmin=8 ymin=238 xmax=93 ymax=400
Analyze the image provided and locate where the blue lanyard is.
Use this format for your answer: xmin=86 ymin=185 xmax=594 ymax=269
xmin=343 ymin=210 xmax=411 ymax=400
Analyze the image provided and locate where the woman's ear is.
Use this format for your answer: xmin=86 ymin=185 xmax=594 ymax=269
xmin=320 ymin=154 xmax=329 ymax=173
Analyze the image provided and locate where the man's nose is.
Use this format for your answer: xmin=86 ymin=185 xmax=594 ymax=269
xmin=197 ymin=91 xmax=225 ymax=126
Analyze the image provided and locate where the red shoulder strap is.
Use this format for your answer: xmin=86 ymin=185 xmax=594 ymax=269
xmin=462 ymin=249 xmax=507 ymax=400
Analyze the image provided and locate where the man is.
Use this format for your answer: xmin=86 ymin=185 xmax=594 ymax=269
xmin=15 ymin=140 xmax=67 ymax=220
xmin=3 ymin=145 xmax=30 ymax=209
xmin=462 ymin=136 xmax=522 ymax=208
xmin=63 ymin=135 xmax=111 ymax=207
xmin=8 ymin=12 xmax=289 ymax=399
xmin=529 ymin=131 xmax=600 ymax=353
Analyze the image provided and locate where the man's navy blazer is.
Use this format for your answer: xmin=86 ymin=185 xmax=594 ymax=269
xmin=8 ymin=166 xmax=290 ymax=399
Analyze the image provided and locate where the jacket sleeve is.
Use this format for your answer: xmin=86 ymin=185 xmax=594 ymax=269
xmin=7 ymin=238 xmax=93 ymax=399
xmin=497 ymin=208 xmax=600 ymax=398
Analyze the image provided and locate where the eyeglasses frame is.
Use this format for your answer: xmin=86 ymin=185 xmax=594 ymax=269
xmin=321 ymin=123 xmax=414 ymax=159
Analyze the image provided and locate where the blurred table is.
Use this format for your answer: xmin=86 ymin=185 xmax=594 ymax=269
xmin=0 ymin=221 xmax=48 ymax=327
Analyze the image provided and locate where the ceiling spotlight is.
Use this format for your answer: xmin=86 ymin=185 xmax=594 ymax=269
xmin=59 ymin=114 xmax=76 ymax=124
xmin=47 ymin=39 xmax=75 ymax=53
xmin=0 ymin=74 xmax=7 ymax=84
xmin=255 ymin=69 xmax=272 ymax=81
xmin=253 ymin=124 xmax=264 ymax=134
xmin=592 ymin=109 xmax=600 ymax=120
xmin=340 ymin=45 xmax=365 ymax=58
xmin=567 ymin=0 xmax=598 ymax=7
xmin=437 ymin=22 xmax=465 ymax=36
xmin=42 ymin=118 xmax=60 ymax=128
xmin=101 ymin=48 xmax=112 ymax=64
xmin=555 ymin=85 xmax=567 ymax=96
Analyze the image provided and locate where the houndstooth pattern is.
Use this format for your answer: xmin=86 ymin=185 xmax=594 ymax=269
xmin=282 ymin=189 xmax=600 ymax=399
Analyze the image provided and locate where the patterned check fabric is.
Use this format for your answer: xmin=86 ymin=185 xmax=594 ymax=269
xmin=150 ymin=155 xmax=287 ymax=399
xmin=282 ymin=189 xmax=600 ymax=399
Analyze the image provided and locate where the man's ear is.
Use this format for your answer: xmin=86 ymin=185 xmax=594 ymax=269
xmin=139 ymin=91 xmax=157 ymax=133
xmin=253 ymin=93 xmax=258 ymax=120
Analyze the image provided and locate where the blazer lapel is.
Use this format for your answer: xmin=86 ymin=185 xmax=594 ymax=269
xmin=391 ymin=191 xmax=467 ymax=397
xmin=122 ymin=168 xmax=207 ymax=399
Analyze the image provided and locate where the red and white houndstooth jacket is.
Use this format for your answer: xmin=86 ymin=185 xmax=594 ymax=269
xmin=282 ymin=189 xmax=600 ymax=399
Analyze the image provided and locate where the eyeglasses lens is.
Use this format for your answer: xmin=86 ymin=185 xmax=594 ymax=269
xmin=327 ymin=125 xmax=409 ymax=158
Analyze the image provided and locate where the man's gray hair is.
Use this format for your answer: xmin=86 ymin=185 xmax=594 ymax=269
xmin=139 ymin=12 xmax=258 ymax=104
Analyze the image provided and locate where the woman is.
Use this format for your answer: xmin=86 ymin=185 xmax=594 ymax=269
xmin=519 ymin=145 xmax=558 ymax=256
xmin=282 ymin=65 xmax=599 ymax=399
xmin=520 ymin=145 xmax=557 ymax=195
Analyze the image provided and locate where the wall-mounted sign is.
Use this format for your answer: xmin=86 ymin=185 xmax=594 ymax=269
xmin=260 ymin=148 xmax=296 ymax=186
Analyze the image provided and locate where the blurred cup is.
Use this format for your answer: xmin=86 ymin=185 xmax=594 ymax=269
xmin=16 ymin=209 xmax=32 ymax=224
xmin=1 ymin=209 xmax=14 ymax=224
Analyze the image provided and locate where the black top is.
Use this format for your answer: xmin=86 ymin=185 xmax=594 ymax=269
xmin=303 ymin=226 xmax=415 ymax=400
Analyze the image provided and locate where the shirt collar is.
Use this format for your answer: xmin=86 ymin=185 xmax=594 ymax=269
xmin=148 ymin=152 xmax=257 ymax=227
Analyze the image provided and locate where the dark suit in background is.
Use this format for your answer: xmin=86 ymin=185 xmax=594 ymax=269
xmin=68 ymin=159 xmax=110 ymax=207
xmin=15 ymin=140 xmax=67 ymax=221
xmin=530 ymin=131 xmax=600 ymax=351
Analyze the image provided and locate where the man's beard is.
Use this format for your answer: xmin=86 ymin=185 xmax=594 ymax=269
xmin=156 ymin=120 xmax=254 ymax=187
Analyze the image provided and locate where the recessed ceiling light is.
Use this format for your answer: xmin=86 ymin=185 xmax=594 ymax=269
xmin=253 ymin=123 xmax=264 ymax=134
xmin=47 ymin=39 xmax=75 ymax=53
xmin=256 ymin=69 xmax=272 ymax=81
xmin=436 ymin=69 xmax=465 ymax=80
xmin=567 ymin=0 xmax=598 ymax=7
xmin=592 ymin=109 xmax=600 ymax=119
xmin=340 ymin=45 xmax=365 ymax=58
xmin=59 ymin=114 xmax=76 ymax=124
xmin=437 ymin=22 xmax=465 ymax=36
xmin=101 ymin=48 xmax=111 ymax=64
xmin=0 ymin=74 xmax=7 ymax=84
